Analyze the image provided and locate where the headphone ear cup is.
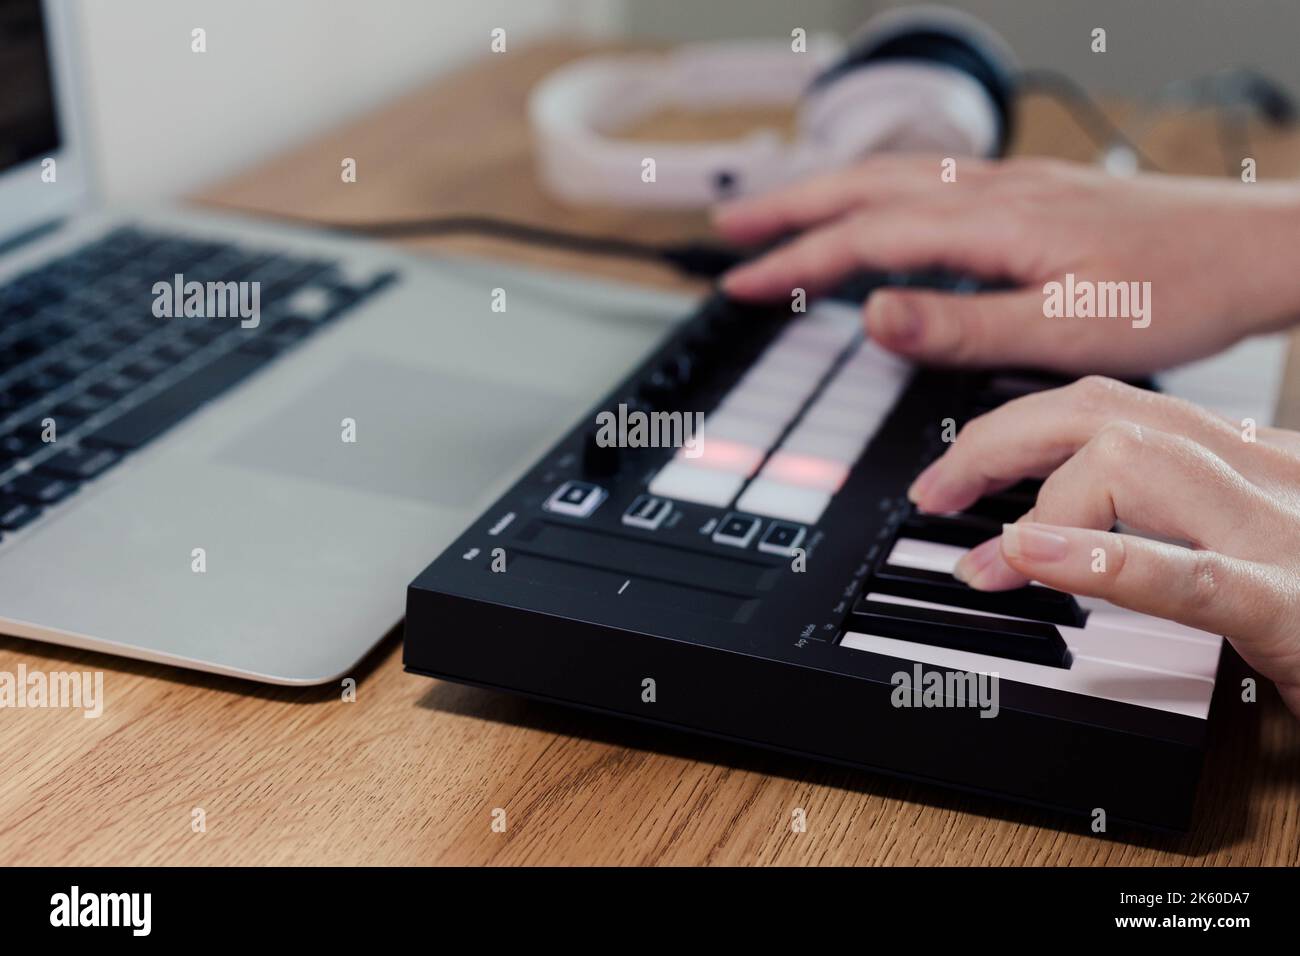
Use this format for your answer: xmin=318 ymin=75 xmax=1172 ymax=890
xmin=807 ymin=7 xmax=1018 ymax=158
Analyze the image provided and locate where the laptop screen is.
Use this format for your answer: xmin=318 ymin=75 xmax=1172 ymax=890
xmin=0 ymin=0 xmax=61 ymax=175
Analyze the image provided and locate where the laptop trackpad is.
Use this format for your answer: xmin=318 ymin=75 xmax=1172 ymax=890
xmin=217 ymin=356 xmax=567 ymax=506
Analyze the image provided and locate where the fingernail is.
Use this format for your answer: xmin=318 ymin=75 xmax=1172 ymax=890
xmin=1001 ymin=522 xmax=1069 ymax=562
xmin=870 ymin=295 xmax=923 ymax=346
xmin=906 ymin=461 xmax=942 ymax=504
xmin=719 ymin=267 xmax=748 ymax=292
xmin=954 ymin=536 xmax=1000 ymax=583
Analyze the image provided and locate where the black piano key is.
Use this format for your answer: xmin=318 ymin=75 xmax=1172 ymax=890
xmin=902 ymin=512 xmax=1003 ymax=549
xmin=871 ymin=564 xmax=1088 ymax=628
xmin=963 ymin=494 xmax=1032 ymax=524
xmin=84 ymin=349 xmax=269 ymax=450
xmin=974 ymin=373 xmax=1068 ymax=407
xmin=851 ymin=598 xmax=1071 ymax=668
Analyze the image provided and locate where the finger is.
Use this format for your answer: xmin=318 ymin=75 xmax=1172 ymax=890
xmin=956 ymin=422 xmax=1290 ymax=589
xmin=864 ymin=287 xmax=1061 ymax=371
xmin=909 ymin=376 xmax=1294 ymax=514
xmin=719 ymin=206 xmax=1021 ymax=301
xmin=712 ymin=155 xmax=993 ymax=244
xmin=996 ymin=523 xmax=1300 ymax=704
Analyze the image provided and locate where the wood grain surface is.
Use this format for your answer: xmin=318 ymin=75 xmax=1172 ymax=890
xmin=2 ymin=41 xmax=1298 ymax=866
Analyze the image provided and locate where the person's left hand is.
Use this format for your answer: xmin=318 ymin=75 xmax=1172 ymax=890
xmin=907 ymin=375 xmax=1300 ymax=717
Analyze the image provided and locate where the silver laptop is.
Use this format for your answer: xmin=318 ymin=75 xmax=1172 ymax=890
xmin=0 ymin=0 xmax=690 ymax=682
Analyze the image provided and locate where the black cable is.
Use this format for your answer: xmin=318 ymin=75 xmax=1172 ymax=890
xmin=232 ymin=208 xmax=746 ymax=279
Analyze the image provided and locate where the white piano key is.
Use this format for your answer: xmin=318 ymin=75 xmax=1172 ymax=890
xmin=735 ymin=477 xmax=832 ymax=524
xmin=648 ymin=460 xmax=745 ymax=507
xmin=1156 ymin=332 xmax=1288 ymax=426
xmin=840 ymin=630 xmax=1216 ymax=718
xmin=863 ymin=591 xmax=1222 ymax=680
xmin=887 ymin=537 xmax=967 ymax=573
xmin=1075 ymin=596 xmax=1221 ymax=644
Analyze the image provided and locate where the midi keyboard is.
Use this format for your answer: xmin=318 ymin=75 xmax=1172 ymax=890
xmin=404 ymin=278 xmax=1280 ymax=831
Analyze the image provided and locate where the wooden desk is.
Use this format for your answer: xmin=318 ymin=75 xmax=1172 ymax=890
xmin=3 ymin=42 xmax=1299 ymax=866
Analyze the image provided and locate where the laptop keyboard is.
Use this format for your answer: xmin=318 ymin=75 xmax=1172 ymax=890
xmin=0 ymin=224 xmax=397 ymax=542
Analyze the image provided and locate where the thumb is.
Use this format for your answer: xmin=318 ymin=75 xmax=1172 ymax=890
xmin=865 ymin=288 xmax=1055 ymax=368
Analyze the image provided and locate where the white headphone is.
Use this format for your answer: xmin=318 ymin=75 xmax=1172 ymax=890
xmin=529 ymin=7 xmax=1018 ymax=207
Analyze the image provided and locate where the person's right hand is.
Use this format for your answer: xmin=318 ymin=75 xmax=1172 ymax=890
xmin=715 ymin=156 xmax=1300 ymax=376
xmin=908 ymin=375 xmax=1300 ymax=717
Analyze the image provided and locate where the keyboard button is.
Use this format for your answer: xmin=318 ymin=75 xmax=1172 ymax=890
xmin=712 ymin=512 xmax=761 ymax=549
xmin=735 ymin=477 xmax=831 ymax=525
xmin=544 ymin=480 xmax=606 ymax=518
xmin=622 ymin=494 xmax=671 ymax=531
xmin=698 ymin=410 xmax=785 ymax=450
xmin=54 ymin=392 xmax=113 ymax=419
xmin=3 ymin=472 xmax=77 ymax=506
xmin=779 ymin=423 xmax=867 ymax=465
xmin=739 ymin=362 xmax=812 ymax=397
xmin=799 ymin=401 xmax=876 ymax=436
xmin=680 ymin=436 xmax=764 ymax=476
xmin=871 ymin=564 xmax=1088 ymax=628
xmin=760 ymin=451 xmax=849 ymax=492
xmin=649 ymin=460 xmax=745 ymax=507
xmin=716 ymin=386 xmax=800 ymax=421
xmin=41 ymin=446 xmax=122 ymax=481
xmin=85 ymin=349 xmax=270 ymax=450
xmin=0 ymin=432 xmax=42 ymax=460
xmin=0 ymin=495 xmax=40 ymax=531
xmin=758 ymin=520 xmax=806 ymax=556
xmin=852 ymin=596 xmax=1070 ymax=668
xmin=87 ymin=375 xmax=139 ymax=401
xmin=120 ymin=355 xmax=170 ymax=381
xmin=281 ymin=286 xmax=336 ymax=321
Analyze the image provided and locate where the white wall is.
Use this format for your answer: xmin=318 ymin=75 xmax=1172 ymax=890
xmin=75 ymin=0 xmax=614 ymax=200
xmin=619 ymin=0 xmax=1300 ymax=100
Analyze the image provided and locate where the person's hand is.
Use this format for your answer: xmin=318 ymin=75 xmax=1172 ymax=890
xmin=715 ymin=156 xmax=1300 ymax=376
xmin=908 ymin=375 xmax=1300 ymax=716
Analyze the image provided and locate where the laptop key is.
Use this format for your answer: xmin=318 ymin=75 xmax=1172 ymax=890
xmin=3 ymin=471 xmax=77 ymax=506
xmin=42 ymin=446 xmax=122 ymax=481
xmin=85 ymin=349 xmax=270 ymax=450
xmin=0 ymin=495 xmax=41 ymax=531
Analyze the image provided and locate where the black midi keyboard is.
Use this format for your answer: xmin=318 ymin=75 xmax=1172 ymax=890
xmin=404 ymin=283 xmax=1227 ymax=832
